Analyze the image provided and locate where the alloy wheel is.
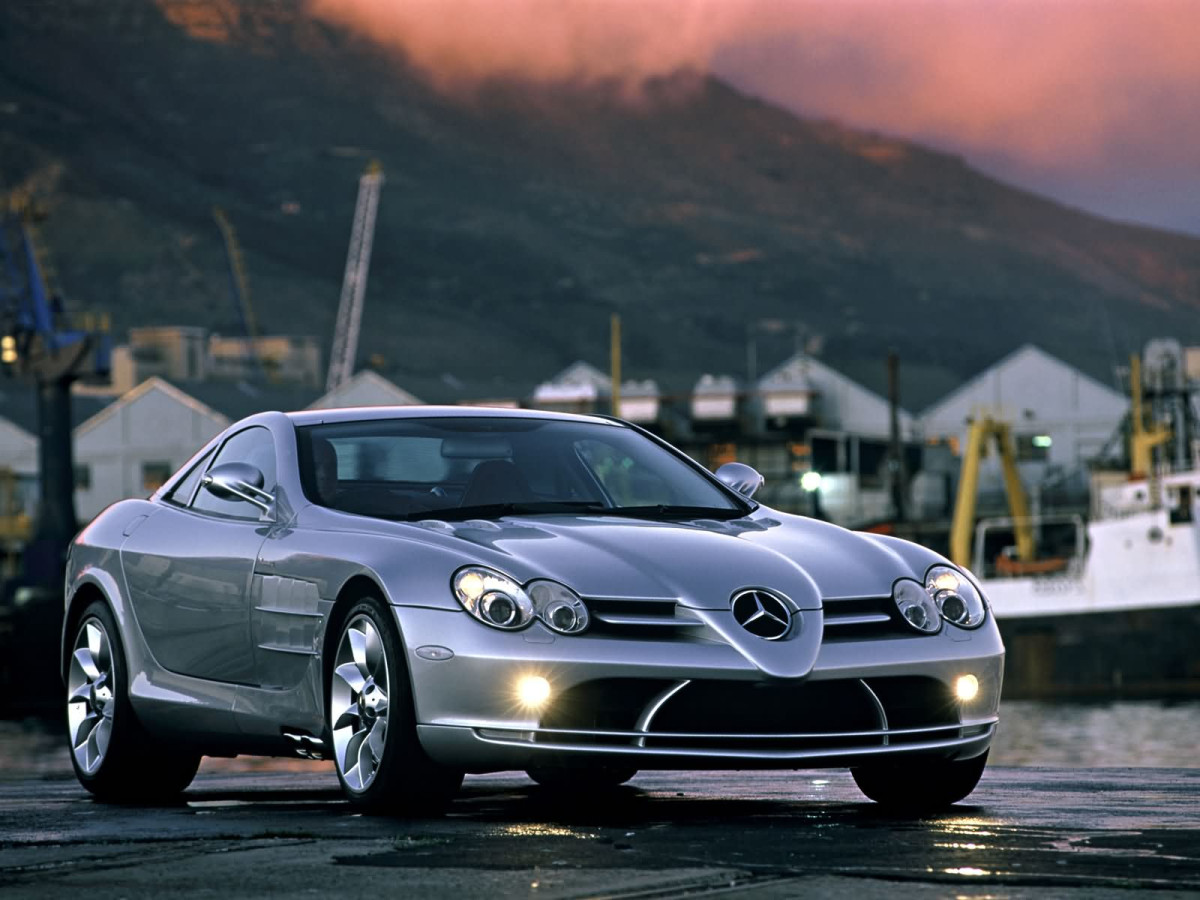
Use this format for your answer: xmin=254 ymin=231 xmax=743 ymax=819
xmin=67 ymin=619 xmax=115 ymax=775
xmin=331 ymin=614 xmax=390 ymax=792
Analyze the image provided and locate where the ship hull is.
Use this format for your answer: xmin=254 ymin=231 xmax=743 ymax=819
xmin=997 ymin=603 xmax=1200 ymax=699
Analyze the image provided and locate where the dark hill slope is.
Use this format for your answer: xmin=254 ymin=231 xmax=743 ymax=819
xmin=1 ymin=0 xmax=1198 ymax=406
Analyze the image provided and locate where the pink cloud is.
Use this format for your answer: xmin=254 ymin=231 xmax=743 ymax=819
xmin=308 ymin=0 xmax=1200 ymax=229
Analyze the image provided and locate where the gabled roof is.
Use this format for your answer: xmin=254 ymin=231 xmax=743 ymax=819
xmin=180 ymin=379 xmax=321 ymax=422
xmin=73 ymin=377 xmax=230 ymax=437
xmin=759 ymin=352 xmax=911 ymax=414
xmin=757 ymin=355 xmax=814 ymax=392
xmin=693 ymin=373 xmax=740 ymax=394
xmin=0 ymin=385 xmax=112 ymax=437
xmin=532 ymin=360 xmax=613 ymax=403
xmin=920 ymin=343 xmax=1127 ymax=420
xmin=308 ymin=370 xmax=422 ymax=410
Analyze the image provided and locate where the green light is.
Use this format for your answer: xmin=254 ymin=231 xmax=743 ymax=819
xmin=800 ymin=471 xmax=822 ymax=492
xmin=1032 ymin=435 xmax=1052 ymax=448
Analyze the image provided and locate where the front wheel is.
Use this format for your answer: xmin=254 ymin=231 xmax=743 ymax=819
xmin=328 ymin=597 xmax=462 ymax=813
xmin=851 ymin=751 xmax=989 ymax=811
xmin=66 ymin=601 xmax=200 ymax=802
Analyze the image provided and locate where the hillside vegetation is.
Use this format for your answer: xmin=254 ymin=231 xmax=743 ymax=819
xmin=2 ymin=0 xmax=1198 ymax=407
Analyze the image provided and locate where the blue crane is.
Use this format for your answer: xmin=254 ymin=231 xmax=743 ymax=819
xmin=1 ymin=199 xmax=110 ymax=585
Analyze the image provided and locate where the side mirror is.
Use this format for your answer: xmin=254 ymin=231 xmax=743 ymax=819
xmin=202 ymin=462 xmax=274 ymax=513
xmin=715 ymin=462 xmax=764 ymax=499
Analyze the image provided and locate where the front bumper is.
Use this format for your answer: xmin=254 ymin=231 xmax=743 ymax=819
xmin=394 ymin=606 xmax=1004 ymax=772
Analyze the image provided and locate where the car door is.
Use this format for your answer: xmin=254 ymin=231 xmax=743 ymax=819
xmin=121 ymin=426 xmax=277 ymax=685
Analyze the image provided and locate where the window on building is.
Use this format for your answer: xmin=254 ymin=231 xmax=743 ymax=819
xmin=1169 ymin=485 xmax=1194 ymax=526
xmin=1015 ymin=434 xmax=1052 ymax=462
xmin=74 ymin=464 xmax=91 ymax=490
xmin=141 ymin=461 xmax=173 ymax=493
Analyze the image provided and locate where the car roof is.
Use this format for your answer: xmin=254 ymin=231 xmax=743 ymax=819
xmin=285 ymin=405 xmax=622 ymax=428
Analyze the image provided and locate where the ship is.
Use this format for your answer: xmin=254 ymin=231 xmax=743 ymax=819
xmin=959 ymin=341 xmax=1200 ymax=698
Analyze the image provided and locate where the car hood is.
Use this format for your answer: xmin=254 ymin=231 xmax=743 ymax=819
xmin=404 ymin=511 xmax=926 ymax=608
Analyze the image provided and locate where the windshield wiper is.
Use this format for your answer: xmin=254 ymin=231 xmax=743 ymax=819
xmin=407 ymin=502 xmax=745 ymax=523
xmin=408 ymin=501 xmax=609 ymax=522
xmin=596 ymin=505 xmax=745 ymax=520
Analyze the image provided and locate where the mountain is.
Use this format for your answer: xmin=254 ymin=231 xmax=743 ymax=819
xmin=2 ymin=0 xmax=1198 ymax=408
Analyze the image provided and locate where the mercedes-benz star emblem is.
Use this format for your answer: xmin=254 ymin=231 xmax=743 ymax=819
xmin=731 ymin=589 xmax=793 ymax=640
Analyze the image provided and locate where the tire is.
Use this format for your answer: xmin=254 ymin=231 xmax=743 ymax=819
xmin=851 ymin=750 xmax=989 ymax=812
xmin=526 ymin=764 xmax=638 ymax=790
xmin=328 ymin=596 xmax=463 ymax=813
xmin=66 ymin=601 xmax=201 ymax=802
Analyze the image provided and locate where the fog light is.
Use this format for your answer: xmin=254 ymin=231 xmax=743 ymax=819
xmin=955 ymin=674 xmax=980 ymax=702
xmin=517 ymin=675 xmax=551 ymax=707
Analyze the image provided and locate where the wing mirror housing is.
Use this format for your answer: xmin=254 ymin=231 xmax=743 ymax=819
xmin=715 ymin=462 xmax=764 ymax=499
xmin=202 ymin=462 xmax=275 ymax=513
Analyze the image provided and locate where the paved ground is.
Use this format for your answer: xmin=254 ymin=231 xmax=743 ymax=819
xmin=0 ymin=766 xmax=1197 ymax=898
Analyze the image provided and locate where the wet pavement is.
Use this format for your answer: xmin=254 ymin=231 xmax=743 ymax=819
xmin=1 ymin=766 xmax=1197 ymax=897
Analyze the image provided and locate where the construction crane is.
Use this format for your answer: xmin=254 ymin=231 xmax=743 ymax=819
xmin=0 ymin=198 xmax=110 ymax=585
xmin=949 ymin=415 xmax=1035 ymax=571
xmin=326 ymin=161 xmax=384 ymax=393
xmin=212 ymin=206 xmax=263 ymax=380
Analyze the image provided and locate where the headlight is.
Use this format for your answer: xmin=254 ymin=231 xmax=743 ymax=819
xmin=892 ymin=579 xmax=941 ymax=633
xmin=528 ymin=580 xmax=590 ymax=635
xmin=925 ymin=565 xmax=986 ymax=628
xmin=453 ymin=567 xmax=535 ymax=630
xmin=452 ymin=568 xmax=590 ymax=634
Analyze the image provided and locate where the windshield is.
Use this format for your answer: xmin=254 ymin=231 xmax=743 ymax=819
xmin=296 ymin=417 xmax=747 ymax=521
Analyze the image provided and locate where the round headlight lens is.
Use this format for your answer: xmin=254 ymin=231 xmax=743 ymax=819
xmin=926 ymin=565 xmax=986 ymax=628
xmin=479 ymin=591 xmax=519 ymax=627
xmin=452 ymin=567 xmax=534 ymax=630
xmin=528 ymin=580 xmax=590 ymax=635
xmin=893 ymin=579 xmax=941 ymax=633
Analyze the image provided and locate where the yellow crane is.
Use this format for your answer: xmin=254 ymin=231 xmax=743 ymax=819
xmin=1128 ymin=353 xmax=1172 ymax=478
xmin=949 ymin=416 xmax=1035 ymax=570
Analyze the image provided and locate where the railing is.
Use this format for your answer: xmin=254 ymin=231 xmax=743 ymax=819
xmin=972 ymin=513 xmax=1086 ymax=579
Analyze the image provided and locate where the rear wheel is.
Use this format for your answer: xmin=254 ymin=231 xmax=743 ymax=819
xmin=526 ymin=764 xmax=638 ymax=790
xmin=329 ymin=597 xmax=462 ymax=813
xmin=851 ymin=751 xmax=989 ymax=811
xmin=66 ymin=601 xmax=200 ymax=802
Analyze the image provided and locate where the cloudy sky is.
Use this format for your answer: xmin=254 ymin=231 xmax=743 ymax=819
xmin=311 ymin=0 xmax=1200 ymax=236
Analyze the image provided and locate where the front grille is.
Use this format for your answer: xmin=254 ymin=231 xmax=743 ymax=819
xmin=864 ymin=676 xmax=959 ymax=728
xmin=538 ymin=678 xmax=675 ymax=733
xmin=645 ymin=679 xmax=880 ymax=741
xmin=822 ymin=595 xmax=905 ymax=639
xmin=482 ymin=675 xmax=984 ymax=757
xmin=584 ymin=596 xmax=704 ymax=639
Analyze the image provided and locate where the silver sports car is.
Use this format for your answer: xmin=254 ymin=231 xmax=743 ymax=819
xmin=63 ymin=407 xmax=1002 ymax=811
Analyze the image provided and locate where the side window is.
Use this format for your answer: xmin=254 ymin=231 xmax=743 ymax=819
xmin=192 ymin=427 xmax=277 ymax=519
xmin=576 ymin=439 xmax=673 ymax=507
xmin=163 ymin=448 xmax=215 ymax=507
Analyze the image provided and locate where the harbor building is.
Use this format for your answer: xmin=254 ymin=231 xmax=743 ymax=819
xmin=919 ymin=345 xmax=1130 ymax=512
xmin=71 ymin=378 xmax=230 ymax=521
